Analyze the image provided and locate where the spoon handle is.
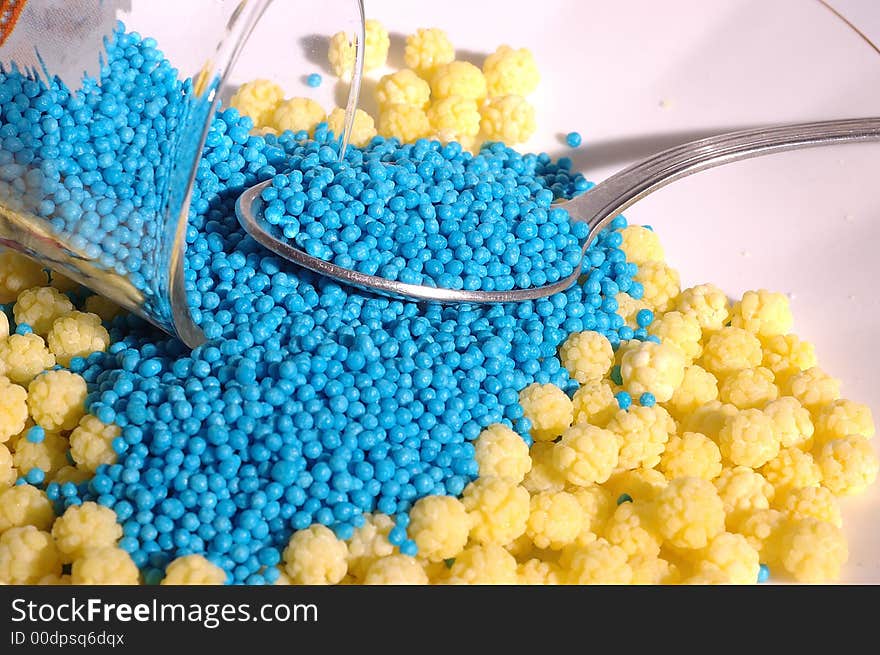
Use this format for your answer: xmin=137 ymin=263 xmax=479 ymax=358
xmin=566 ymin=117 xmax=880 ymax=237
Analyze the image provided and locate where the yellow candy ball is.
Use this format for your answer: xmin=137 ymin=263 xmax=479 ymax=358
xmin=0 ymin=252 xmax=48 ymax=304
xmin=228 ymin=79 xmax=284 ymax=128
xmin=51 ymin=502 xmax=122 ymax=563
xmin=812 ymin=399 xmax=875 ymax=448
xmin=363 ymin=19 xmax=390 ymax=71
xmin=27 ymin=370 xmax=87 ymax=431
xmin=377 ymin=103 xmax=431 ymax=143
xmin=619 ymin=225 xmax=665 ymax=265
xmin=674 ymin=283 xmax=731 ymax=333
xmin=479 ymin=95 xmax=536 ymax=145
xmin=0 ymin=443 xmax=14 ymax=488
xmin=778 ymin=518 xmax=848 ymax=583
xmin=700 ymin=327 xmax=763 ymax=380
xmin=363 ymin=554 xmax=427 ymax=585
xmin=13 ymin=286 xmax=73 ymax=336
xmin=603 ymin=501 xmax=661 ymax=559
xmin=665 ymin=365 xmax=719 ymax=421
xmin=328 ymin=31 xmax=357 ymax=80
xmin=408 ymin=495 xmax=470 ymax=562
xmin=718 ymin=408 xmax=781 ymax=469
xmin=649 ymin=310 xmax=702 ymax=363
xmin=404 ymin=28 xmax=455 ymax=79
xmin=161 ymin=554 xmax=227 ymax=585
xmin=558 ymin=331 xmax=613 ymax=385
xmin=571 ymin=381 xmax=618 ymax=427
xmin=272 ymin=97 xmax=326 ymax=135
xmin=69 ymin=414 xmax=120 ymax=474
xmin=345 ymin=513 xmax=395 ymax=581
xmin=620 ymin=340 xmax=686 ymax=403
xmin=431 ymin=61 xmax=487 ymax=101
xmin=0 ymin=333 xmax=55 ymax=385
xmin=659 ymin=432 xmax=722 ymax=481
xmin=714 ymin=465 xmax=775 ymax=528
xmin=717 ymin=366 xmax=778 ymax=410
xmin=518 ymin=382 xmax=573 ymax=442
xmin=526 ymin=490 xmax=583 ymax=550
xmin=446 ymin=544 xmax=517 ymax=584
xmin=0 ymin=484 xmax=54 ymax=533
xmin=760 ymin=333 xmax=817 ymax=386
xmin=71 ymin=546 xmax=139 ymax=584
xmin=784 ymin=367 xmax=841 ymax=413
xmin=473 ymin=423 xmax=531 ymax=484
xmin=46 ymin=311 xmax=109 ymax=367
xmin=776 ymin=486 xmax=842 ymax=528
xmin=552 ymin=423 xmax=619 ymax=486
xmin=634 ymin=261 xmax=680 ymax=313
xmin=817 ymin=435 xmax=879 ymax=496
xmin=761 ymin=447 xmax=821 ymax=496
xmin=462 ymin=478 xmax=530 ymax=546
xmin=654 ymin=477 xmax=725 ymax=550
xmin=564 ymin=539 xmax=632 ymax=584
xmin=763 ymin=396 xmax=814 ymax=450
xmin=695 ymin=531 xmax=760 ymax=584
xmin=522 ymin=442 xmax=566 ymax=494
xmin=426 ymin=96 xmax=481 ymax=140
xmin=482 ymin=45 xmax=540 ymax=97
xmin=376 ymin=69 xmax=431 ymax=109
xmin=326 ymin=107 xmax=377 ymax=148
xmin=729 ymin=289 xmax=793 ymax=337
xmin=0 ymin=525 xmax=61 ymax=583
xmin=282 ymin=525 xmax=348 ymax=585
xmin=606 ymin=405 xmax=675 ymax=470
xmin=12 ymin=430 xmax=68 ymax=479
xmin=0 ymin=377 xmax=28 ymax=443
xmin=733 ymin=508 xmax=786 ymax=565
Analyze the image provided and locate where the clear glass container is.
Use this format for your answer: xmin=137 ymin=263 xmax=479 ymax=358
xmin=0 ymin=0 xmax=364 ymax=346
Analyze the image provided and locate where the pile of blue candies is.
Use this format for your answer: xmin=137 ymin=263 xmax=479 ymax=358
xmin=260 ymin=145 xmax=591 ymax=291
xmin=3 ymin=26 xmax=646 ymax=584
xmin=0 ymin=23 xmax=204 ymax=315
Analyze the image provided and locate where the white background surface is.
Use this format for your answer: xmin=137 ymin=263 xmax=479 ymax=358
xmin=130 ymin=0 xmax=880 ymax=582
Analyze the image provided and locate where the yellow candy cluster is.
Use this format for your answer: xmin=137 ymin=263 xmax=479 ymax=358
xmin=228 ymin=79 xmax=285 ymax=130
xmin=327 ymin=107 xmax=377 ymax=148
xmin=332 ymin=22 xmax=540 ymax=150
xmin=0 ymin=261 xmax=115 ymax=499
xmin=0 ymin=500 xmax=139 ymax=585
xmin=234 ymin=21 xmax=542 ymax=154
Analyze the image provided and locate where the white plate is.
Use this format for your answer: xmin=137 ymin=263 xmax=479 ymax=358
xmin=358 ymin=0 xmax=880 ymax=583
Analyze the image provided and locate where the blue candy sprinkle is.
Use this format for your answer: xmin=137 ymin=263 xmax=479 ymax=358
xmin=306 ymin=73 xmax=323 ymax=88
xmin=615 ymin=390 xmax=632 ymax=410
xmin=26 ymin=425 xmax=45 ymax=444
xmin=757 ymin=563 xmax=770 ymax=583
xmin=26 ymin=468 xmax=45 ymax=485
xmin=565 ymin=131 xmax=582 ymax=148
xmin=639 ymin=392 xmax=656 ymax=407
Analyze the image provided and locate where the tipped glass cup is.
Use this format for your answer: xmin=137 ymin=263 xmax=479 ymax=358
xmin=0 ymin=0 xmax=365 ymax=347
